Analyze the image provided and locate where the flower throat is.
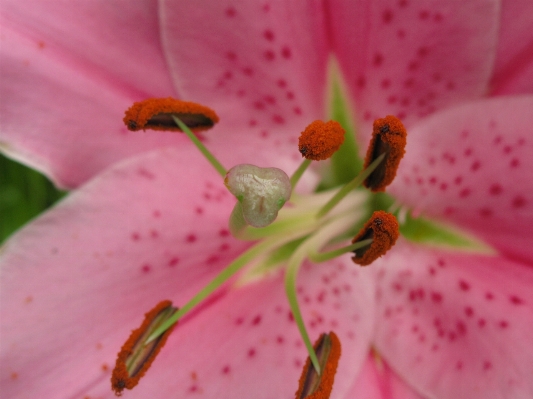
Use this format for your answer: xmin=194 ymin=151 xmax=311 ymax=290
xmin=112 ymin=95 xmax=406 ymax=398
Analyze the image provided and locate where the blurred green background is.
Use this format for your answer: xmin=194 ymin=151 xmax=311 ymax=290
xmin=0 ymin=154 xmax=67 ymax=244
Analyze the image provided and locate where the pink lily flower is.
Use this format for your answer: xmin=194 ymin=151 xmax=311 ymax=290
xmin=1 ymin=1 xmax=533 ymax=398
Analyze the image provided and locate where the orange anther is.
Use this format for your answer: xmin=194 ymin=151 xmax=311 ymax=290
xmin=294 ymin=332 xmax=341 ymax=399
xmin=298 ymin=120 xmax=345 ymax=161
xmin=351 ymin=211 xmax=399 ymax=266
xmin=363 ymin=115 xmax=406 ymax=191
xmin=111 ymin=300 xmax=178 ymax=396
xmin=123 ymin=98 xmax=218 ymax=132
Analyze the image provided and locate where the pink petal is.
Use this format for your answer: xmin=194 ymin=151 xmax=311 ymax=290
xmin=346 ymin=354 xmax=425 ymax=399
xmin=0 ymin=1 xmax=183 ymax=188
xmin=159 ymin=1 xmax=329 ymax=172
xmin=82 ymin=261 xmax=374 ymax=398
xmin=374 ymin=241 xmax=533 ymax=399
xmin=390 ymin=95 xmax=533 ymax=264
xmin=0 ymin=148 xmax=249 ymax=397
xmin=328 ymin=0 xmax=499 ymax=140
xmin=489 ymin=1 xmax=533 ymax=95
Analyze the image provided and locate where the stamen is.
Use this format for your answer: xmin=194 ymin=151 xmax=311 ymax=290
xmin=351 ymin=211 xmax=399 ymax=266
xmin=298 ymin=120 xmax=345 ymax=161
xmin=225 ymin=164 xmax=292 ymax=228
xmin=146 ymin=228 xmax=317 ymax=344
xmin=123 ymin=97 xmax=219 ymax=132
xmin=294 ymin=332 xmax=341 ymax=399
xmin=285 ymin=215 xmax=360 ymax=375
xmin=290 ymin=159 xmax=312 ymax=189
xmin=363 ymin=115 xmax=406 ymax=192
xmin=111 ymin=300 xmax=178 ymax=396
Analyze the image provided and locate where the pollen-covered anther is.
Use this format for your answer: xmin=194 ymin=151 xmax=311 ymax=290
xmin=123 ymin=97 xmax=219 ymax=132
xmin=363 ymin=115 xmax=407 ymax=191
xmin=351 ymin=211 xmax=399 ymax=266
xmin=298 ymin=120 xmax=345 ymax=161
xmin=111 ymin=300 xmax=178 ymax=396
xmin=294 ymin=332 xmax=341 ymax=399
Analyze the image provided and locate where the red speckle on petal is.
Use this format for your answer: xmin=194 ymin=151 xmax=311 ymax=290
xmin=431 ymin=292 xmax=443 ymax=303
xmin=247 ymin=348 xmax=256 ymax=358
xmin=479 ymin=207 xmax=493 ymax=218
xmin=281 ymin=46 xmax=292 ymax=59
xmin=459 ymin=280 xmax=470 ymax=291
xmin=459 ymin=188 xmax=471 ymax=198
xmin=226 ymin=51 xmax=237 ymax=61
xmin=373 ymin=53 xmax=384 ymax=67
xmin=382 ymin=9 xmax=394 ymax=23
xmin=222 ymin=365 xmax=231 ymax=374
xmin=131 ymin=232 xmax=141 ymax=241
xmin=499 ymin=320 xmax=509 ymax=329
xmin=264 ymin=50 xmax=275 ymax=61
xmin=168 ymin=257 xmax=179 ymax=267
xmin=141 ymin=264 xmax=151 ymax=273
xmin=510 ymin=295 xmax=524 ymax=305
xmin=510 ymin=158 xmax=520 ymax=168
xmin=251 ymin=315 xmax=262 ymax=326
xmin=456 ymin=320 xmax=467 ymax=335
xmin=272 ymin=114 xmax=285 ymax=124
xmin=186 ymin=234 xmax=197 ymax=243
xmin=489 ymin=184 xmax=503 ymax=195
xmin=219 ymin=228 xmax=230 ymax=237
xmin=512 ymin=196 xmax=526 ymax=208
xmin=288 ymin=311 xmax=294 ymax=322
xmin=483 ymin=361 xmax=492 ymax=371
xmin=485 ymin=292 xmax=494 ymax=300
xmin=471 ymin=161 xmax=481 ymax=171
xmin=407 ymin=61 xmax=419 ymax=71
xmin=225 ymin=7 xmax=236 ymax=17
xmin=417 ymin=46 xmax=429 ymax=57
xmin=263 ymin=29 xmax=274 ymax=41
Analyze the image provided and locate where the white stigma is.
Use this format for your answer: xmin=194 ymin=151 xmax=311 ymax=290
xmin=225 ymin=164 xmax=292 ymax=228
